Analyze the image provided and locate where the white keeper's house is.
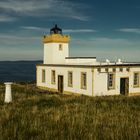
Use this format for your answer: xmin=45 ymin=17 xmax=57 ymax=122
xmin=36 ymin=25 xmax=140 ymax=96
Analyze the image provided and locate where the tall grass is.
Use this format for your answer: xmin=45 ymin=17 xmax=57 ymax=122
xmin=0 ymin=83 xmax=140 ymax=140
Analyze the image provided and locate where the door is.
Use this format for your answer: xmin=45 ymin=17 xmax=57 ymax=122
xmin=120 ymin=78 xmax=129 ymax=95
xmin=58 ymin=75 xmax=63 ymax=93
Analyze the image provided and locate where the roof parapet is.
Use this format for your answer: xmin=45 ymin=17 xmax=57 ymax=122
xmin=43 ymin=34 xmax=70 ymax=43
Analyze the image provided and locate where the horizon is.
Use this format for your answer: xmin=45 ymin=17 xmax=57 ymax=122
xmin=0 ymin=0 xmax=140 ymax=62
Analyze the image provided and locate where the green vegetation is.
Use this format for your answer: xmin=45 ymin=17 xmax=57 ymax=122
xmin=0 ymin=83 xmax=140 ymax=140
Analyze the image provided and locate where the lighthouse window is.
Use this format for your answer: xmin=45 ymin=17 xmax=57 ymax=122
xmin=42 ymin=69 xmax=45 ymax=83
xmin=133 ymin=72 xmax=139 ymax=87
xmin=108 ymin=73 xmax=115 ymax=89
xmin=59 ymin=44 xmax=63 ymax=50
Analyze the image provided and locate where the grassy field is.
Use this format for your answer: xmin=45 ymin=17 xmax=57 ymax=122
xmin=0 ymin=83 xmax=140 ymax=140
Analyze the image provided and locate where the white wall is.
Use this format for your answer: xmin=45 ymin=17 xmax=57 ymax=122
xmin=37 ymin=66 xmax=93 ymax=96
xmin=94 ymin=70 xmax=108 ymax=96
xmin=94 ymin=67 xmax=140 ymax=96
xmin=37 ymin=66 xmax=140 ymax=96
xmin=36 ymin=66 xmax=47 ymax=87
xmin=129 ymin=68 xmax=140 ymax=93
xmin=44 ymin=43 xmax=69 ymax=64
xmin=114 ymin=67 xmax=140 ymax=95
xmin=66 ymin=58 xmax=97 ymax=64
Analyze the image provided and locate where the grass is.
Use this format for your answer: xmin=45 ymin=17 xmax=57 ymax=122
xmin=0 ymin=83 xmax=140 ymax=140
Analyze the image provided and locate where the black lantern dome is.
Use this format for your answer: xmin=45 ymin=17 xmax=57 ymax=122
xmin=50 ymin=24 xmax=62 ymax=34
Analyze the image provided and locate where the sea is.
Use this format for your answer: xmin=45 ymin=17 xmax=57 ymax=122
xmin=0 ymin=61 xmax=42 ymax=82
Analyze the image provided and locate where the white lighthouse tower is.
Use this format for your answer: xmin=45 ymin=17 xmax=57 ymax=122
xmin=43 ymin=24 xmax=70 ymax=64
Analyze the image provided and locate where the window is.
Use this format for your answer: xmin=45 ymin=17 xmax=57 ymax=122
xmin=108 ymin=73 xmax=115 ymax=89
xmin=51 ymin=70 xmax=55 ymax=84
xmin=120 ymin=68 xmax=123 ymax=72
xmin=97 ymin=68 xmax=101 ymax=72
xmin=59 ymin=44 xmax=63 ymax=50
xmin=133 ymin=73 xmax=139 ymax=87
xmin=113 ymin=68 xmax=116 ymax=72
xmin=42 ymin=69 xmax=45 ymax=83
xmin=105 ymin=68 xmax=108 ymax=72
xmin=81 ymin=72 xmax=87 ymax=89
xmin=68 ymin=71 xmax=73 ymax=87
xmin=126 ymin=67 xmax=130 ymax=72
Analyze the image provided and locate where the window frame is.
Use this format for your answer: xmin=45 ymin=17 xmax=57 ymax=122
xmin=120 ymin=68 xmax=123 ymax=72
xmin=51 ymin=70 xmax=56 ymax=84
xmin=68 ymin=71 xmax=73 ymax=87
xmin=42 ymin=69 xmax=45 ymax=83
xmin=113 ymin=68 xmax=116 ymax=72
xmin=59 ymin=44 xmax=63 ymax=51
xmin=133 ymin=72 xmax=139 ymax=87
xmin=105 ymin=68 xmax=108 ymax=72
xmin=81 ymin=72 xmax=87 ymax=90
xmin=108 ymin=73 xmax=115 ymax=90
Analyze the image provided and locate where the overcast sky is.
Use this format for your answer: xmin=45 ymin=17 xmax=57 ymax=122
xmin=0 ymin=0 xmax=140 ymax=61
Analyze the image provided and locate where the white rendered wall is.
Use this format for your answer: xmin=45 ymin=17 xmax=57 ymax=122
xmin=94 ymin=67 xmax=140 ymax=96
xmin=112 ymin=67 xmax=140 ymax=95
xmin=36 ymin=66 xmax=47 ymax=87
xmin=37 ymin=66 xmax=140 ymax=96
xmin=94 ymin=70 xmax=108 ymax=96
xmin=94 ymin=68 xmax=128 ymax=96
xmin=44 ymin=43 xmax=69 ymax=64
xmin=37 ymin=66 xmax=93 ymax=96
xmin=66 ymin=58 xmax=97 ymax=64
xmin=128 ymin=68 xmax=140 ymax=94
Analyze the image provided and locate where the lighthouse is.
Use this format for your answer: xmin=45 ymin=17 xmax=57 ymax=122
xmin=43 ymin=24 xmax=70 ymax=64
xmin=37 ymin=25 xmax=140 ymax=97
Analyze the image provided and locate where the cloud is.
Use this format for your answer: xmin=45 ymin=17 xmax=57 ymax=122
xmin=70 ymin=37 xmax=140 ymax=62
xmin=72 ymin=37 xmax=132 ymax=49
xmin=117 ymin=28 xmax=140 ymax=34
xmin=20 ymin=26 xmax=97 ymax=33
xmin=0 ymin=15 xmax=17 ymax=22
xmin=0 ymin=0 xmax=51 ymax=13
xmin=0 ymin=33 xmax=40 ymax=46
xmin=0 ymin=47 xmax=42 ymax=61
xmin=0 ymin=32 xmax=140 ymax=61
xmin=70 ymin=15 xmax=89 ymax=21
xmin=20 ymin=26 xmax=46 ymax=31
xmin=0 ymin=33 xmax=42 ymax=60
xmin=0 ymin=0 xmax=90 ymax=21
xmin=64 ymin=29 xmax=97 ymax=33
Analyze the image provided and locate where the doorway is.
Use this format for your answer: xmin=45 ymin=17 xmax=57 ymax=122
xmin=58 ymin=75 xmax=63 ymax=93
xmin=120 ymin=78 xmax=129 ymax=95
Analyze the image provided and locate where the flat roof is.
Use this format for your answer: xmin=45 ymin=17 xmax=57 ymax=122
xmin=65 ymin=57 xmax=96 ymax=59
xmin=36 ymin=63 xmax=140 ymax=68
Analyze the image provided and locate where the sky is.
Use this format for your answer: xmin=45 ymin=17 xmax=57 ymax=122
xmin=0 ymin=0 xmax=140 ymax=62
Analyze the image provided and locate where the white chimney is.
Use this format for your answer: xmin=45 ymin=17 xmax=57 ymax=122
xmin=4 ymin=82 xmax=13 ymax=103
xmin=106 ymin=59 xmax=110 ymax=64
xmin=117 ymin=59 xmax=122 ymax=64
